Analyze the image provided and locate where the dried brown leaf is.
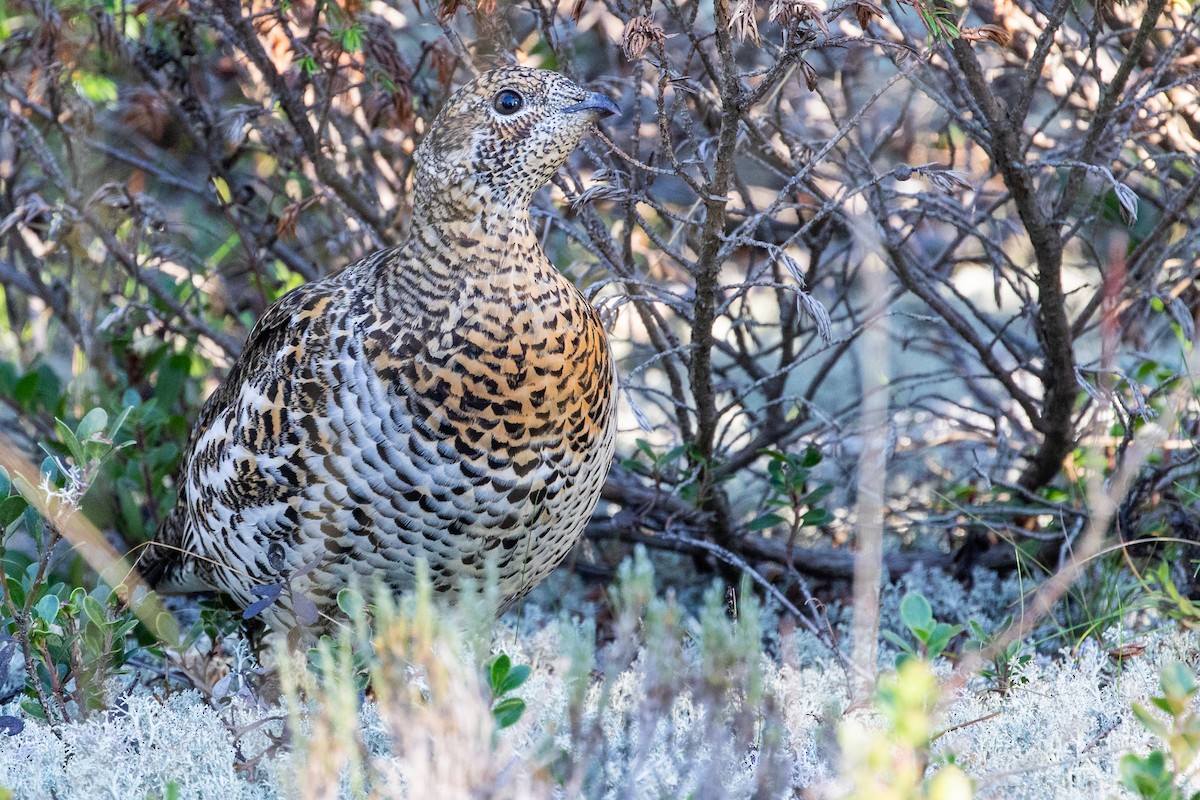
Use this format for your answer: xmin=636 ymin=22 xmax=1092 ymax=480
xmin=800 ymin=59 xmax=818 ymax=91
xmin=1113 ymin=180 xmax=1139 ymax=225
xmin=89 ymin=183 xmax=133 ymax=211
xmin=276 ymin=210 xmax=298 ymax=242
xmin=276 ymin=195 xmax=321 ymax=239
xmin=768 ymin=0 xmax=793 ymax=23
xmin=218 ymin=106 xmax=263 ymax=154
xmin=910 ymin=163 xmax=971 ymax=193
xmin=311 ymin=28 xmax=341 ymax=63
xmin=622 ymin=16 xmax=667 ymax=60
xmin=571 ymin=183 xmax=626 ymax=210
xmin=429 ymin=37 xmax=457 ymax=86
xmin=438 ymin=0 xmax=465 ymax=22
xmin=961 ymin=24 xmax=1013 ymax=46
xmin=796 ymin=288 xmax=832 ymax=344
xmin=796 ymin=0 xmax=830 ymax=36
xmin=854 ymin=0 xmax=884 ymax=30
xmin=0 ymin=196 xmax=53 ymax=238
xmin=118 ymin=89 xmax=170 ymax=144
xmin=364 ymin=18 xmax=412 ymax=85
xmin=363 ymin=17 xmax=414 ymax=126
xmin=1108 ymin=642 xmax=1146 ymax=661
xmin=769 ymin=0 xmax=829 ymax=35
xmin=728 ymin=0 xmax=760 ymax=44
xmin=365 ymin=86 xmax=416 ymax=129
xmin=132 ymin=0 xmax=181 ymax=16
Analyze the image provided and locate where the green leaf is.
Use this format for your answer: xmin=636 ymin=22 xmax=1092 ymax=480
xmin=909 ymin=622 xmax=934 ymax=640
xmin=5 ymin=577 xmax=24 ymax=609
xmin=338 ymin=23 xmax=364 ymax=52
xmin=212 ymin=176 xmax=233 ymax=205
xmin=801 ymin=446 xmax=822 ymax=468
xmin=801 ymin=484 xmax=833 ymax=504
xmin=1150 ymin=697 xmax=1175 ymax=715
xmin=23 ymin=508 xmax=43 ymax=548
xmin=148 ymin=443 xmax=181 ymax=471
xmin=33 ymin=594 xmax=60 ymax=624
xmin=81 ymin=621 xmax=105 ymax=656
xmin=1161 ymin=662 xmax=1197 ymax=701
xmin=76 ymin=408 xmax=108 ymax=441
xmin=337 ymin=588 xmax=366 ymax=619
xmin=0 ymin=496 xmax=27 ymax=528
xmin=498 ymin=664 xmax=531 ymax=695
xmin=787 ymin=470 xmax=812 ymax=493
xmin=748 ymin=513 xmax=788 ymax=531
xmin=54 ymin=417 xmax=85 ymax=465
xmin=767 ymin=459 xmax=785 ymax=488
xmin=881 ymin=629 xmax=913 ymax=652
xmin=1133 ymin=703 xmax=1170 ymax=739
xmin=82 ymin=596 xmax=108 ymax=627
xmin=74 ymin=72 xmax=118 ymax=104
xmin=297 ymin=54 xmax=320 ymax=75
xmin=662 ymin=444 xmax=689 ymax=464
xmin=899 ymin=593 xmax=934 ymax=634
xmin=20 ymin=701 xmax=46 ymax=720
xmin=488 ymin=653 xmax=511 ymax=695
xmin=39 ymin=457 xmax=60 ymax=484
xmin=492 ymin=696 xmax=526 ymax=729
xmin=118 ymin=483 xmax=144 ymax=538
xmin=154 ymin=611 xmax=181 ymax=645
xmin=801 ymin=508 xmax=833 ymax=526
xmin=924 ymin=623 xmax=964 ymax=657
xmin=1120 ymin=750 xmax=1173 ymax=798
xmin=0 ymin=466 xmax=10 ymax=498
xmin=109 ymin=404 xmax=134 ymax=442
xmin=13 ymin=372 xmax=38 ymax=408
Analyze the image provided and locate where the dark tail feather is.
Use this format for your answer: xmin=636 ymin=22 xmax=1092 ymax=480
xmin=137 ymin=505 xmax=209 ymax=594
xmin=133 ymin=539 xmax=170 ymax=590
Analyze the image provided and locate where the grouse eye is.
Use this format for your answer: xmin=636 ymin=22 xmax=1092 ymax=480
xmin=493 ymin=89 xmax=524 ymax=115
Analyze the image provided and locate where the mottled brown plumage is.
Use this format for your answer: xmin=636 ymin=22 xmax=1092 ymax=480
xmin=140 ymin=68 xmax=619 ymax=630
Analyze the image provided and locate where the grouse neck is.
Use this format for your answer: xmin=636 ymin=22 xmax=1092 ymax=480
xmin=407 ymin=203 xmax=541 ymax=269
xmin=410 ymin=163 xmax=539 ymax=226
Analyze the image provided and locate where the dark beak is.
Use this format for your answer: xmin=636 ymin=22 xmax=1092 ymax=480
xmin=564 ymin=92 xmax=620 ymax=119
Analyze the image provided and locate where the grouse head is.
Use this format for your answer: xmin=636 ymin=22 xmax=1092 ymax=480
xmin=414 ymin=67 xmax=618 ymax=214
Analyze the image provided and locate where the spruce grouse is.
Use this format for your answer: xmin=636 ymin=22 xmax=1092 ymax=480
xmin=140 ymin=67 xmax=619 ymax=631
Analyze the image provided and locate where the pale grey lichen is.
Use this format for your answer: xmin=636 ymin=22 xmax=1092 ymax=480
xmin=0 ymin=566 xmax=1194 ymax=799
xmin=936 ymin=631 xmax=1200 ymax=799
xmin=0 ymin=691 xmax=260 ymax=800
xmin=0 ymin=702 xmax=66 ymax=798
